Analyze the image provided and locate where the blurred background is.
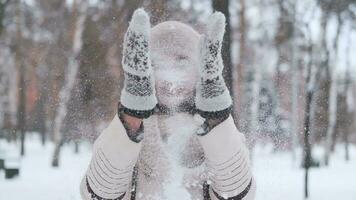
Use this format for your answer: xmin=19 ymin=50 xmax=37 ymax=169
xmin=0 ymin=0 xmax=355 ymax=199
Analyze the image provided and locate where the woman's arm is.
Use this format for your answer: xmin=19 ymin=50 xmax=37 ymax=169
xmin=80 ymin=114 xmax=143 ymax=200
xmin=198 ymin=115 xmax=256 ymax=200
xmin=195 ymin=12 xmax=256 ymax=199
xmin=81 ymin=8 xmax=156 ymax=200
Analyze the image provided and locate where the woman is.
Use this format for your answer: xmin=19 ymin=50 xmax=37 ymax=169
xmin=80 ymin=8 xmax=256 ymax=200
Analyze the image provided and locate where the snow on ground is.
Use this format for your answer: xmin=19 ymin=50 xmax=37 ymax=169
xmin=253 ymin=144 xmax=356 ymax=200
xmin=0 ymin=134 xmax=91 ymax=200
xmin=1 ymin=134 xmax=356 ymax=200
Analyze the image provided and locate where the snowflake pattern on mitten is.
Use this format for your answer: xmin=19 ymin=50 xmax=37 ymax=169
xmin=195 ymin=12 xmax=232 ymax=118
xmin=123 ymin=30 xmax=150 ymax=73
xmin=125 ymin=73 xmax=153 ymax=97
xmin=120 ymin=8 xmax=157 ymax=118
xmin=200 ymin=39 xmax=226 ymax=99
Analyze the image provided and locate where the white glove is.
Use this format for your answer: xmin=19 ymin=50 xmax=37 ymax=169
xmin=195 ymin=12 xmax=232 ymax=119
xmin=120 ymin=8 xmax=157 ymax=119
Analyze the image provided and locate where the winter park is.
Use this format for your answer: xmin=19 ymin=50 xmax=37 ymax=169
xmin=1 ymin=0 xmax=356 ymax=199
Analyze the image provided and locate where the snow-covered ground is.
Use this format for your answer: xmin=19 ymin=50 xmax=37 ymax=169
xmin=1 ymin=134 xmax=355 ymax=200
xmin=253 ymin=144 xmax=356 ymax=200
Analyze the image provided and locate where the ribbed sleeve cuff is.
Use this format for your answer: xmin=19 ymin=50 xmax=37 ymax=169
xmin=207 ymin=147 xmax=253 ymax=198
xmin=85 ymin=147 xmax=133 ymax=199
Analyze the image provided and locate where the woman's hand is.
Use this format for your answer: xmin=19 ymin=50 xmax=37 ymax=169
xmin=120 ymin=8 xmax=157 ymax=119
xmin=195 ymin=12 xmax=232 ymax=120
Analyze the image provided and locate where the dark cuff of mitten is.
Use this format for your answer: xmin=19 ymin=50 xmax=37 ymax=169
xmin=210 ymin=178 xmax=253 ymax=200
xmin=197 ymin=106 xmax=232 ymax=120
xmin=118 ymin=103 xmax=156 ymax=119
xmin=118 ymin=107 xmax=144 ymax=143
xmin=85 ymin=177 xmax=126 ymax=200
xmin=196 ymin=114 xmax=230 ymax=136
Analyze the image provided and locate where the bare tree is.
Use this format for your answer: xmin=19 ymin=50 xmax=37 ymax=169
xmin=14 ymin=0 xmax=27 ymax=156
xmin=51 ymin=0 xmax=87 ymax=167
xmin=317 ymin=0 xmax=354 ymax=166
xmin=212 ymin=0 xmax=233 ymax=92
xmin=212 ymin=0 xmax=240 ymax=128
xmin=300 ymin=20 xmax=324 ymax=198
xmin=324 ymin=13 xmax=343 ymax=165
xmin=0 ymin=0 xmax=12 ymax=132
xmin=290 ymin=2 xmax=299 ymax=159
xmin=147 ymin=0 xmax=167 ymax=24
xmin=334 ymin=27 xmax=354 ymax=162
xmin=311 ymin=15 xmax=330 ymax=144
xmin=235 ymin=0 xmax=246 ymax=130
xmin=343 ymin=31 xmax=354 ymax=161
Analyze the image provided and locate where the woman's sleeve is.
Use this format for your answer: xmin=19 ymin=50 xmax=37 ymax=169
xmin=80 ymin=114 xmax=142 ymax=200
xmin=197 ymin=115 xmax=256 ymax=200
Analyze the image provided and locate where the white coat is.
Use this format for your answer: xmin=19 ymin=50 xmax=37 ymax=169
xmin=80 ymin=113 xmax=256 ymax=200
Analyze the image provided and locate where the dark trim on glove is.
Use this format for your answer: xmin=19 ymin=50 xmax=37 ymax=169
xmin=204 ymin=178 xmax=253 ymax=200
xmin=85 ymin=177 xmax=126 ymax=200
xmin=197 ymin=106 xmax=232 ymax=119
xmin=118 ymin=103 xmax=156 ymax=119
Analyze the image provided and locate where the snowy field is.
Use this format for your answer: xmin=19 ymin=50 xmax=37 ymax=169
xmin=1 ymin=134 xmax=356 ymax=200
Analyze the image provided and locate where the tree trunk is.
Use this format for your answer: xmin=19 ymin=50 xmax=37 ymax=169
xmin=325 ymin=13 xmax=342 ymax=165
xmin=52 ymin=138 xmax=64 ymax=167
xmin=330 ymin=15 xmax=343 ymax=153
xmin=148 ymin=0 xmax=166 ymax=24
xmin=51 ymin=0 xmax=87 ymax=167
xmin=339 ymin=55 xmax=352 ymax=163
xmin=303 ymin=90 xmax=312 ymax=198
xmin=212 ymin=0 xmax=233 ymax=93
xmin=212 ymin=0 xmax=236 ymax=124
xmin=15 ymin=0 xmax=26 ymax=156
xmin=325 ymin=71 xmax=337 ymax=166
xmin=36 ymin=78 xmax=48 ymax=145
xmin=234 ymin=0 xmax=246 ymax=129
xmin=290 ymin=41 xmax=299 ymax=159
xmin=17 ymin=64 xmax=26 ymax=156
xmin=274 ymin=0 xmax=294 ymax=117
xmin=302 ymin=32 xmax=321 ymax=198
xmin=344 ymin=130 xmax=349 ymax=161
xmin=303 ymin=54 xmax=313 ymax=199
xmin=311 ymin=10 xmax=330 ymax=143
xmin=74 ymin=141 xmax=79 ymax=154
xmin=344 ymin=31 xmax=353 ymax=162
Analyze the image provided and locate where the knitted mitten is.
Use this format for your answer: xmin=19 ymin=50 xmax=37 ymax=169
xmin=195 ymin=12 xmax=232 ymax=119
xmin=120 ymin=8 xmax=157 ymax=119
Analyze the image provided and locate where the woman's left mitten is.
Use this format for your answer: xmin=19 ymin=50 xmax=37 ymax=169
xmin=195 ymin=12 xmax=232 ymax=119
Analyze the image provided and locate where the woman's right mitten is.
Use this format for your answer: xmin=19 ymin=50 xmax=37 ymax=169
xmin=120 ymin=8 xmax=157 ymax=119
